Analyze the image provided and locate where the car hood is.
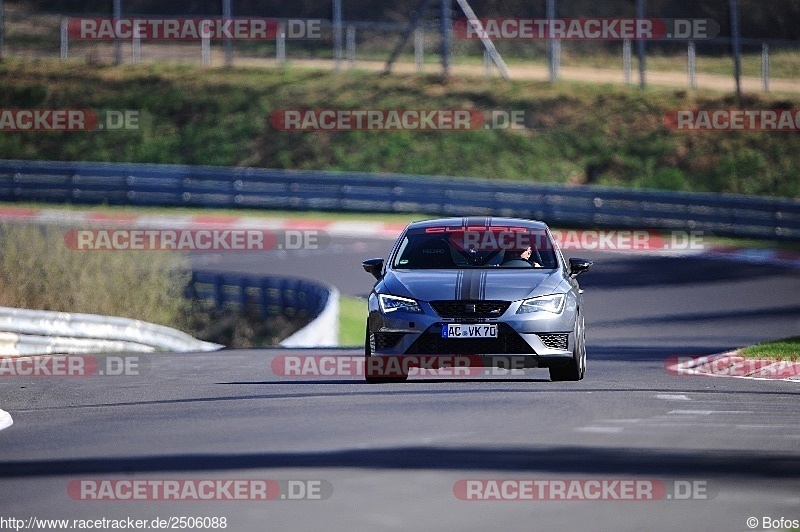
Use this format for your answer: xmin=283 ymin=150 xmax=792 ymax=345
xmin=381 ymin=269 xmax=565 ymax=302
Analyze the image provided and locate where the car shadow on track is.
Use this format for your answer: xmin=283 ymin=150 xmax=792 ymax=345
xmin=579 ymin=255 xmax=792 ymax=289
xmin=2 ymin=445 xmax=800 ymax=479
xmin=17 ymin=383 xmax=798 ymax=415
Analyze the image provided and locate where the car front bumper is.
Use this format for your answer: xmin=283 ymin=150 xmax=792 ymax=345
xmin=367 ymin=295 xmax=576 ymax=364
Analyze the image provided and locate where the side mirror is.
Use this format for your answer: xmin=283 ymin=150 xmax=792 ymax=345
xmin=362 ymin=258 xmax=384 ymax=280
xmin=569 ymin=258 xmax=593 ymax=277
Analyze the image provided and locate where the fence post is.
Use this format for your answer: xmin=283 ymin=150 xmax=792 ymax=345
xmin=761 ymin=42 xmax=769 ymax=92
xmin=60 ymin=17 xmax=68 ymax=62
xmin=222 ymin=0 xmax=232 ymax=67
xmin=0 ymin=0 xmax=5 ymax=61
xmin=414 ymin=28 xmax=424 ymax=71
xmin=440 ymin=0 xmax=451 ymax=77
xmin=132 ymin=20 xmax=141 ymax=64
xmin=113 ymin=0 xmax=122 ymax=66
xmin=546 ymin=0 xmax=558 ymax=81
xmin=730 ymin=0 xmax=742 ymax=101
xmin=553 ymin=39 xmax=560 ymax=79
xmin=687 ymin=40 xmax=696 ymax=89
xmin=346 ymin=25 xmax=355 ymax=69
xmin=636 ymin=0 xmax=646 ymax=88
xmin=201 ymin=20 xmax=211 ymax=66
xmin=333 ymin=0 xmax=343 ymax=72
xmin=623 ymin=39 xmax=631 ymax=85
xmin=276 ymin=24 xmax=286 ymax=66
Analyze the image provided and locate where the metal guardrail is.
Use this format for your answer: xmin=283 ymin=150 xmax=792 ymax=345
xmin=187 ymin=272 xmax=338 ymax=347
xmin=0 ymin=306 xmax=221 ymax=356
xmin=0 ymin=273 xmax=337 ymax=354
xmin=1 ymin=159 xmax=799 ymax=240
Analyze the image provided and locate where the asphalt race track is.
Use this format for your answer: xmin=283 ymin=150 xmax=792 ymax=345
xmin=1 ymin=235 xmax=799 ymax=532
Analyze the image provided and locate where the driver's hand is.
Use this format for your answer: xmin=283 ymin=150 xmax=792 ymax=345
xmin=521 ymin=247 xmax=532 ymax=260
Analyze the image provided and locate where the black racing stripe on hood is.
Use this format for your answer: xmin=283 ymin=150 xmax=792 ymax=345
xmin=459 ymin=269 xmax=481 ymax=300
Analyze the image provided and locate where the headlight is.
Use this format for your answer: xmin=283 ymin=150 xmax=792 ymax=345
xmin=379 ymin=294 xmax=423 ymax=314
xmin=516 ymin=294 xmax=566 ymax=314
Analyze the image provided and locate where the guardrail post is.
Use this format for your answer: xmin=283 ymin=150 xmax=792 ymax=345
xmin=213 ymin=275 xmax=224 ymax=311
xmin=346 ymin=25 xmax=356 ymax=69
xmin=761 ymin=42 xmax=769 ymax=92
xmin=687 ymin=40 xmax=696 ymax=89
xmin=60 ymin=17 xmax=69 ymax=62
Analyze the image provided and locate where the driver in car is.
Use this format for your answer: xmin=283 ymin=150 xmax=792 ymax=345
xmin=519 ymin=246 xmax=542 ymax=267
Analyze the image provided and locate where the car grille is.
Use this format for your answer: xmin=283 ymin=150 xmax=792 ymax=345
xmin=405 ymin=323 xmax=535 ymax=355
xmin=537 ymin=333 xmax=569 ymax=350
xmin=429 ymin=300 xmax=511 ymax=318
xmin=373 ymin=332 xmax=405 ymax=351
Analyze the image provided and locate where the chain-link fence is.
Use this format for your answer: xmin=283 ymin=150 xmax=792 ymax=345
xmin=2 ymin=1 xmax=798 ymax=92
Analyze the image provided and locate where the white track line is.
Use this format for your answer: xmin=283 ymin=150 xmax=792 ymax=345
xmin=0 ymin=409 xmax=13 ymax=431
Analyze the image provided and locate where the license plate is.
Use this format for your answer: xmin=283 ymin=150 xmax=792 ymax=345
xmin=441 ymin=324 xmax=498 ymax=338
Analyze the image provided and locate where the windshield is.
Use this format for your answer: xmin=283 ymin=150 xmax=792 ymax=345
xmin=392 ymin=227 xmax=558 ymax=269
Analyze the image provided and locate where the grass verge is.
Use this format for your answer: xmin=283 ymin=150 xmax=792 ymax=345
xmin=0 ymin=223 xmax=305 ymax=348
xmin=739 ymin=337 xmax=800 ymax=361
xmin=0 ymin=222 xmax=191 ymax=327
xmin=2 ymin=59 xmax=800 ymax=198
xmin=339 ymin=296 xmax=367 ymax=348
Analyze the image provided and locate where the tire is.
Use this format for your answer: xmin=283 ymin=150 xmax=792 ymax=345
xmin=549 ymin=313 xmax=586 ymax=382
xmin=365 ymin=322 xmax=408 ymax=384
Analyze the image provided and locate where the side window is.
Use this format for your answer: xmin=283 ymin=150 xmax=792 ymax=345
xmin=392 ymin=237 xmax=410 ymax=268
xmin=547 ymin=230 xmax=567 ymax=274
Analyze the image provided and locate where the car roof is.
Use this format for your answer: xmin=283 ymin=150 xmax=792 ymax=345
xmin=405 ymin=217 xmax=549 ymax=231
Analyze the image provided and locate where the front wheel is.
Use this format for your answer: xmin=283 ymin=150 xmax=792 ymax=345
xmin=549 ymin=314 xmax=586 ymax=382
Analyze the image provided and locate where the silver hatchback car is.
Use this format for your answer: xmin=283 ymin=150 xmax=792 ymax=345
xmin=362 ymin=217 xmax=592 ymax=383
